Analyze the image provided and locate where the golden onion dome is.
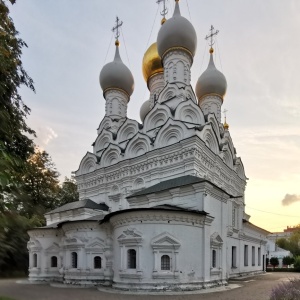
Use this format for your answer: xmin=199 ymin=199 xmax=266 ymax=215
xmin=142 ymin=42 xmax=163 ymax=85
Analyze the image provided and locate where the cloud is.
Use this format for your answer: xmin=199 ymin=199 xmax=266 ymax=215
xmin=282 ymin=194 xmax=300 ymax=206
xmin=42 ymin=127 xmax=58 ymax=145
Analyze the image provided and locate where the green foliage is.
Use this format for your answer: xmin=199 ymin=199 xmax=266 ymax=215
xmin=0 ymin=0 xmax=35 ymax=202
xmin=0 ymin=211 xmax=42 ymax=276
xmin=270 ymin=257 xmax=279 ymax=269
xmin=55 ymin=176 xmax=79 ymax=207
xmin=294 ymin=256 xmax=300 ymax=271
xmin=282 ymin=256 xmax=294 ymax=266
xmin=276 ymin=227 xmax=300 ymax=257
xmin=0 ymin=0 xmax=80 ymax=278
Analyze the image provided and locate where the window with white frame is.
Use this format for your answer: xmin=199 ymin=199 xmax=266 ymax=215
xmin=252 ymin=246 xmax=255 ymax=266
xmin=161 ymin=255 xmax=171 ymax=270
xmin=244 ymin=245 xmax=248 ymax=266
xmin=258 ymin=247 xmax=261 ymax=266
xmin=210 ymin=232 xmax=223 ymax=272
xmin=51 ymin=256 xmax=57 ymax=268
xmin=212 ymin=250 xmax=217 ymax=268
xmin=71 ymin=252 xmax=78 ymax=268
xmin=151 ymin=232 xmax=181 ymax=278
xmin=117 ymin=228 xmax=143 ymax=278
xmin=232 ymin=246 xmax=237 ymax=268
xmin=127 ymin=249 xmax=136 ymax=269
xmin=94 ymin=256 xmax=102 ymax=269
xmin=33 ymin=253 xmax=37 ymax=268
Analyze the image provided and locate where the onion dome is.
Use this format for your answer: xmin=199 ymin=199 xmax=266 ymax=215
xmin=157 ymin=0 xmax=197 ymax=59
xmin=140 ymin=99 xmax=151 ymax=122
xmin=223 ymin=121 xmax=229 ymax=130
xmin=142 ymin=42 xmax=163 ymax=85
xmin=99 ymin=41 xmax=134 ymax=97
xmin=195 ymin=48 xmax=227 ymax=101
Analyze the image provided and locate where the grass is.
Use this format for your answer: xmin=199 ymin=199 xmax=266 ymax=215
xmin=0 ymin=297 xmax=16 ymax=300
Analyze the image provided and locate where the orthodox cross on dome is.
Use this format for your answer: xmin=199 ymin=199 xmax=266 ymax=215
xmin=112 ymin=16 xmax=123 ymax=44
xmin=205 ymin=25 xmax=219 ymax=49
xmin=157 ymin=0 xmax=168 ymax=24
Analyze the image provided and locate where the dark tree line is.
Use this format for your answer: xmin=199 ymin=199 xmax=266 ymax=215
xmin=0 ymin=0 xmax=79 ymax=276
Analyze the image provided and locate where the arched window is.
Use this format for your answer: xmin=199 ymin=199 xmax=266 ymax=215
xmin=161 ymin=255 xmax=170 ymax=270
xmin=94 ymin=256 xmax=102 ymax=269
xmin=212 ymin=250 xmax=217 ymax=268
xmin=127 ymin=249 xmax=136 ymax=269
xmin=51 ymin=256 xmax=57 ymax=268
xmin=33 ymin=253 xmax=37 ymax=268
xmin=71 ymin=252 xmax=77 ymax=268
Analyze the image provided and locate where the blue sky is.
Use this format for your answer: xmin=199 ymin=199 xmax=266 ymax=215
xmin=9 ymin=0 xmax=300 ymax=232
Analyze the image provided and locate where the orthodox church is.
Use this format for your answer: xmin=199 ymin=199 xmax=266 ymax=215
xmin=27 ymin=0 xmax=269 ymax=291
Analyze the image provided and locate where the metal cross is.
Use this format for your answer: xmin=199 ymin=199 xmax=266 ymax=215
xmin=112 ymin=16 xmax=123 ymax=40
xmin=223 ymin=109 xmax=228 ymax=121
xmin=205 ymin=25 xmax=219 ymax=47
xmin=157 ymin=0 xmax=168 ymax=18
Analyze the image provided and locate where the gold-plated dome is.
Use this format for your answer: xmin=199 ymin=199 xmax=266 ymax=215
xmin=142 ymin=42 xmax=163 ymax=84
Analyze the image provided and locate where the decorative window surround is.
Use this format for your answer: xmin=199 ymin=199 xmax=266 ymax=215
xmin=151 ymin=232 xmax=180 ymax=279
xmin=210 ymin=232 xmax=223 ymax=275
xmin=117 ymin=228 xmax=143 ymax=278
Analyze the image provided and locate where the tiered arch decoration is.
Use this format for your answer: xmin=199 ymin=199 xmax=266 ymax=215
xmin=234 ymin=157 xmax=246 ymax=180
xmin=117 ymin=120 xmax=139 ymax=143
xmin=155 ymin=120 xmax=190 ymax=147
xmin=143 ymin=104 xmax=171 ymax=131
xmin=100 ymin=144 xmax=122 ymax=168
xmin=175 ymin=100 xmax=205 ymax=125
xmin=94 ymin=130 xmax=112 ymax=153
xmin=97 ymin=116 xmax=112 ymax=134
xmin=124 ymin=133 xmax=151 ymax=159
xmin=200 ymin=126 xmax=220 ymax=154
xmin=222 ymin=133 xmax=235 ymax=159
xmin=157 ymin=86 xmax=177 ymax=104
xmin=76 ymin=152 xmax=98 ymax=175
xmin=222 ymin=150 xmax=233 ymax=169
xmin=207 ymin=114 xmax=221 ymax=141
xmin=184 ymin=86 xmax=197 ymax=103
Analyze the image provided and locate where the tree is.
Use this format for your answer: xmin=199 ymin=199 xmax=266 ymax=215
xmin=270 ymin=257 xmax=279 ymax=270
xmin=276 ymin=226 xmax=300 ymax=257
xmin=56 ymin=176 xmax=79 ymax=207
xmin=21 ymin=149 xmax=60 ymax=220
xmin=0 ymin=0 xmax=35 ymax=207
xmin=294 ymin=256 xmax=300 ymax=271
xmin=282 ymin=256 xmax=294 ymax=266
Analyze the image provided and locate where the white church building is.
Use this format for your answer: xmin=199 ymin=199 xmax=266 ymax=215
xmin=28 ymin=0 xmax=270 ymax=291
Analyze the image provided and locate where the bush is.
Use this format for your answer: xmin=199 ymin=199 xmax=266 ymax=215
xmin=294 ymin=256 xmax=300 ymax=271
xmin=283 ymin=256 xmax=294 ymax=266
xmin=270 ymin=257 xmax=279 ymax=269
xmin=270 ymin=278 xmax=300 ymax=300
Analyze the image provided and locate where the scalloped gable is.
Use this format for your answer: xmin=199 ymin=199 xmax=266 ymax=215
xmin=76 ymin=152 xmax=98 ymax=176
xmin=143 ymin=103 xmax=172 ymax=131
xmin=154 ymin=118 xmax=193 ymax=147
xmin=174 ymin=98 xmax=205 ymax=125
xmin=123 ymin=132 xmax=153 ymax=159
xmin=116 ymin=118 xmax=141 ymax=143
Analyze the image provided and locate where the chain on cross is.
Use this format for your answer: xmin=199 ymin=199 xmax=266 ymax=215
xmin=112 ymin=16 xmax=123 ymax=41
xmin=157 ymin=0 xmax=168 ymax=18
xmin=205 ymin=25 xmax=219 ymax=48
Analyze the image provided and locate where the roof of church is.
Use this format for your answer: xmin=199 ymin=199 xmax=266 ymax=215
xmin=45 ymin=199 xmax=109 ymax=215
xmin=100 ymin=204 xmax=208 ymax=224
xmin=127 ymin=175 xmax=232 ymax=198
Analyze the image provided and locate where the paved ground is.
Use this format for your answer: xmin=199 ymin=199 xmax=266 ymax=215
xmin=0 ymin=272 xmax=299 ymax=300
